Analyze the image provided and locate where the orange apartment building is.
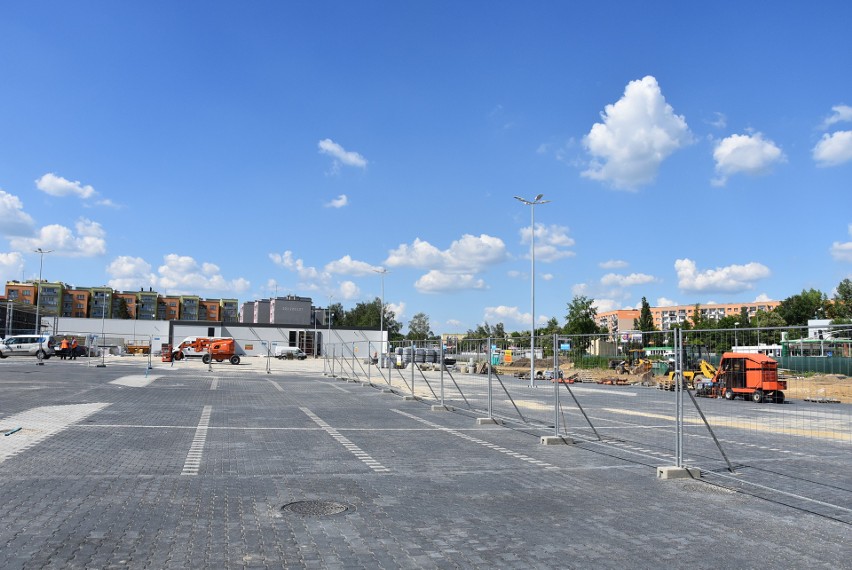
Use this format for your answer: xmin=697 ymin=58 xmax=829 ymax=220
xmin=4 ymin=281 xmax=234 ymax=323
xmin=4 ymin=282 xmax=36 ymax=305
xmin=597 ymin=300 xmax=781 ymax=334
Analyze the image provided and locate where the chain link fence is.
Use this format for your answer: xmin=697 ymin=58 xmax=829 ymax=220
xmin=324 ymin=324 xmax=852 ymax=523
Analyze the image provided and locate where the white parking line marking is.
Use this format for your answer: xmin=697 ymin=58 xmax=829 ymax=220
xmin=181 ymin=406 xmax=212 ymax=476
xmin=300 ymin=407 xmax=389 ymax=473
xmin=392 ymin=410 xmax=557 ymax=470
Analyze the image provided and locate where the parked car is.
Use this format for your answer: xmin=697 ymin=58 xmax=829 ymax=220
xmin=0 ymin=335 xmax=57 ymax=359
xmin=70 ymin=344 xmax=94 ymax=358
xmin=274 ymin=346 xmax=308 ymax=360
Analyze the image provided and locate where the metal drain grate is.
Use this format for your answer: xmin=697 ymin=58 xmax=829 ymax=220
xmin=281 ymin=500 xmax=351 ymax=516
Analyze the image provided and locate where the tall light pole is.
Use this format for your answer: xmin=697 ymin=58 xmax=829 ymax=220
xmin=373 ymin=268 xmax=388 ymax=363
xmin=514 ymin=194 xmax=550 ymax=387
xmin=734 ymin=322 xmax=739 ymax=350
xmin=33 ymin=248 xmax=53 ymax=334
xmin=325 ymin=295 xmax=334 ymax=375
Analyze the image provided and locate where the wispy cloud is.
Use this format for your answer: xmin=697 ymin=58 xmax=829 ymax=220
xmin=318 ymin=139 xmax=368 ymax=171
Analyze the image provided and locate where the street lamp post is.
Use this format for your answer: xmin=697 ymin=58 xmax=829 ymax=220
xmin=325 ymin=295 xmax=334 ymax=375
xmin=373 ymin=268 xmax=388 ymax=365
xmin=514 ymin=194 xmax=550 ymax=387
xmin=97 ymin=291 xmax=109 ymax=368
xmin=33 ymin=248 xmax=53 ymax=334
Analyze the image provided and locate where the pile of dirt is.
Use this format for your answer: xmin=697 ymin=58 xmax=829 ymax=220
xmin=783 ymin=374 xmax=852 ymax=403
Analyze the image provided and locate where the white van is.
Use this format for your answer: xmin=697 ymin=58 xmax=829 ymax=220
xmin=0 ymin=335 xmax=57 ymax=359
xmin=274 ymin=346 xmax=307 ymax=360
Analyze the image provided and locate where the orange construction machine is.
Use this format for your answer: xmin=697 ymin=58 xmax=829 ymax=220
xmin=172 ymin=336 xmax=240 ymax=365
xmin=695 ymin=352 xmax=785 ymax=403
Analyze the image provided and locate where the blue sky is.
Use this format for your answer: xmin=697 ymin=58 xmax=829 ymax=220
xmin=1 ymin=1 xmax=851 ymax=333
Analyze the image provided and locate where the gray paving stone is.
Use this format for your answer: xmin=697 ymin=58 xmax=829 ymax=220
xmin=0 ymin=359 xmax=850 ymax=568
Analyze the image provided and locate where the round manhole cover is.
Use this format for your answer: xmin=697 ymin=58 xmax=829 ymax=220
xmin=281 ymin=500 xmax=351 ymax=516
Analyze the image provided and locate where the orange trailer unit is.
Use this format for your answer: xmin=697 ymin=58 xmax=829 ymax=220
xmin=714 ymin=352 xmax=786 ymax=403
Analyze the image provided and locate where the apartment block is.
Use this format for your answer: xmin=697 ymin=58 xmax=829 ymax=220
xmin=598 ymin=300 xmax=782 ymax=334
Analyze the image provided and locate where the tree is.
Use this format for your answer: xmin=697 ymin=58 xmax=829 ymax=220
xmin=334 ymin=297 xmax=402 ymax=339
xmin=830 ymin=278 xmax=852 ymax=319
xmin=564 ymin=295 xmax=599 ymax=353
xmin=775 ymin=288 xmax=829 ymax=327
xmin=751 ymin=309 xmax=786 ymax=345
xmin=116 ymin=298 xmax=131 ymax=319
xmin=328 ymin=302 xmax=345 ymax=325
xmin=466 ymin=321 xmax=505 ymax=339
xmin=406 ymin=312 xmax=432 ymax=340
xmin=634 ymin=297 xmax=655 ymax=332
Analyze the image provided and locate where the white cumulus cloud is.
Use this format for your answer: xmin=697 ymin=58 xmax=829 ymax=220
xmin=600 ymin=272 xmax=657 ymax=287
xmin=387 ymin=301 xmax=406 ymax=320
xmin=831 ymin=224 xmax=852 ymax=262
xmin=821 ymin=104 xmax=852 ymax=129
xmin=318 ymin=139 xmax=368 ymax=171
xmin=675 ymin=258 xmax=770 ymax=293
xmin=0 ymin=252 xmax=24 ymax=284
xmin=35 ymin=173 xmax=96 ymax=199
xmin=385 ymin=234 xmax=506 ymax=272
xmin=324 ymin=255 xmax=381 ymax=276
xmin=753 ymin=293 xmax=773 ymax=303
xmin=582 ymin=75 xmax=691 ymax=190
xmin=712 ymin=132 xmax=785 ymax=186
xmin=599 ymin=259 xmax=628 ymax=269
xmin=270 ymin=251 xmax=326 ymax=282
xmin=106 ymin=256 xmax=157 ymax=290
xmin=484 ymin=305 xmax=532 ymax=325
xmin=414 ymin=270 xmax=486 ymax=293
xmin=813 ymin=131 xmax=852 ymax=167
xmin=519 ymin=224 xmax=575 ymax=261
xmin=656 ymin=297 xmax=678 ymax=307
xmin=592 ymin=298 xmax=620 ymax=313
xmin=337 ymin=280 xmax=360 ymax=300
xmin=156 ymin=254 xmax=250 ymax=294
xmin=0 ymin=190 xmax=36 ymax=237
xmin=10 ymin=218 xmax=106 ymax=257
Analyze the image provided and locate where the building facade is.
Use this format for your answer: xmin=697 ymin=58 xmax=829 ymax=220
xmin=597 ymin=300 xmax=782 ymax=335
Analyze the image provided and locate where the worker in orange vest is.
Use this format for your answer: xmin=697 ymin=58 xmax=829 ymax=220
xmin=59 ymin=338 xmax=70 ymax=360
xmin=70 ymin=337 xmax=79 ymax=360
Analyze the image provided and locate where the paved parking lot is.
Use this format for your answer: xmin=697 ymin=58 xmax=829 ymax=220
xmin=1 ymin=356 xmax=850 ymax=568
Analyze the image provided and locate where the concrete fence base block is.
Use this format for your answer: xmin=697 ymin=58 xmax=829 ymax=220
xmin=656 ymin=466 xmax=700 ymax=480
xmin=476 ymin=417 xmax=498 ymax=425
xmin=431 ymin=405 xmax=454 ymax=412
xmin=540 ymin=436 xmax=573 ymax=446
xmin=402 ymin=395 xmax=416 ymax=401
xmin=382 ymin=388 xmax=393 ymax=393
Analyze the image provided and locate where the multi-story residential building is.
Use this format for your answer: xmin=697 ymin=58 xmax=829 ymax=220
xmin=221 ymin=299 xmax=238 ymax=322
xmin=113 ymin=292 xmax=139 ymax=318
xmin=160 ymin=296 xmax=180 ymax=320
xmin=5 ymin=279 xmax=310 ymax=326
xmin=179 ymin=295 xmax=200 ymax=320
xmin=35 ymin=281 xmax=63 ymax=317
xmin=597 ymin=309 xmax=640 ymax=335
xmin=597 ymin=300 xmax=782 ymax=334
xmin=62 ymin=288 xmax=91 ymax=318
xmin=4 ymin=282 xmax=36 ymax=305
xmin=199 ymin=299 xmax=220 ymax=321
xmin=137 ymin=290 xmax=159 ymax=320
xmin=89 ymin=287 xmax=113 ymax=319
